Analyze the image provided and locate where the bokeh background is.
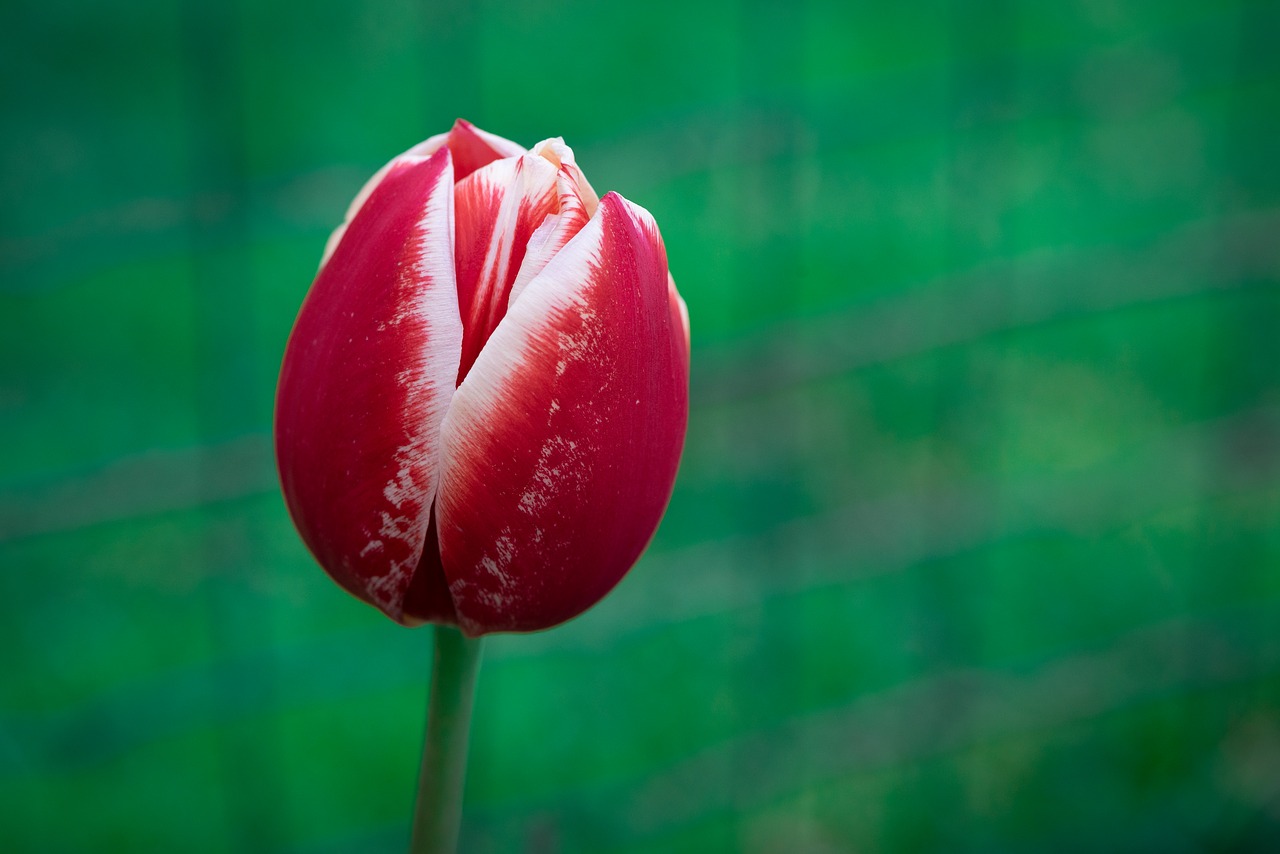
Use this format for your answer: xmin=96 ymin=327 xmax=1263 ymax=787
xmin=3 ymin=0 xmax=1280 ymax=850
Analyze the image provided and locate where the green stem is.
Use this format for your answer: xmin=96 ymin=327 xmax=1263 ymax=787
xmin=410 ymin=625 xmax=483 ymax=854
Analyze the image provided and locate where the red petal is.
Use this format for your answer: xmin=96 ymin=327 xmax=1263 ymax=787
xmin=446 ymin=119 xmax=526 ymax=181
xmin=275 ymin=147 xmax=463 ymax=623
xmin=452 ymin=153 xmax=561 ymax=383
xmin=435 ymin=193 xmax=690 ymax=635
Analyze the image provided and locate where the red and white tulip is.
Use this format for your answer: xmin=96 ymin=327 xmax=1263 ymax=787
xmin=275 ymin=120 xmax=690 ymax=635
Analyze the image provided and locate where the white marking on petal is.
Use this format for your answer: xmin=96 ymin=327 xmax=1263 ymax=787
xmin=473 ymin=527 xmax=521 ymax=599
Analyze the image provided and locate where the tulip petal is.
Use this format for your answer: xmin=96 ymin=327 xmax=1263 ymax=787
xmin=453 ymin=152 xmax=561 ymax=382
xmin=276 ymin=147 xmax=462 ymax=623
xmin=445 ymin=118 xmax=526 ymax=181
xmin=320 ymin=120 xmax=524 ymax=270
xmin=508 ymin=139 xmax=598 ymax=306
xmin=436 ymin=192 xmax=690 ymax=635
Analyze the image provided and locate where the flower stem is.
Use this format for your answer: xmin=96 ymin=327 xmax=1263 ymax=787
xmin=410 ymin=625 xmax=483 ymax=854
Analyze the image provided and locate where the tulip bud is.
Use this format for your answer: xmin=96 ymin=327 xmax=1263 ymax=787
xmin=275 ymin=120 xmax=690 ymax=635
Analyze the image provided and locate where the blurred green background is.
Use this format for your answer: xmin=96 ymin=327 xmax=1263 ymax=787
xmin=3 ymin=0 xmax=1280 ymax=850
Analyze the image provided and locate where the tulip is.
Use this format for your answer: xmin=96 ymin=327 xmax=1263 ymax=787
xmin=275 ymin=120 xmax=690 ymax=636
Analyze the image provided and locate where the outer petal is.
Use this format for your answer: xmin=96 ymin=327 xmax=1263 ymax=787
xmin=435 ymin=192 xmax=690 ymax=635
xmin=275 ymin=147 xmax=463 ymax=623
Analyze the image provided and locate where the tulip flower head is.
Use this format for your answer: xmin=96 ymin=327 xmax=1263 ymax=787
xmin=276 ymin=120 xmax=690 ymax=635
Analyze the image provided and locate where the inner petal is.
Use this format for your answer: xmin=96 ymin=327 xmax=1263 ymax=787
xmin=453 ymin=154 xmax=560 ymax=384
xmin=444 ymin=119 xmax=526 ymax=181
xmin=507 ymin=140 xmax=599 ymax=306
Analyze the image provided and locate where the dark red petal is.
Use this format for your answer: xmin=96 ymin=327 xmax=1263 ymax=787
xmin=401 ymin=514 xmax=458 ymax=625
xmin=435 ymin=193 xmax=690 ymax=635
xmin=275 ymin=148 xmax=463 ymax=623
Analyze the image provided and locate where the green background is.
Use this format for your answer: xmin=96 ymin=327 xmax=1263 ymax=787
xmin=3 ymin=0 xmax=1279 ymax=850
